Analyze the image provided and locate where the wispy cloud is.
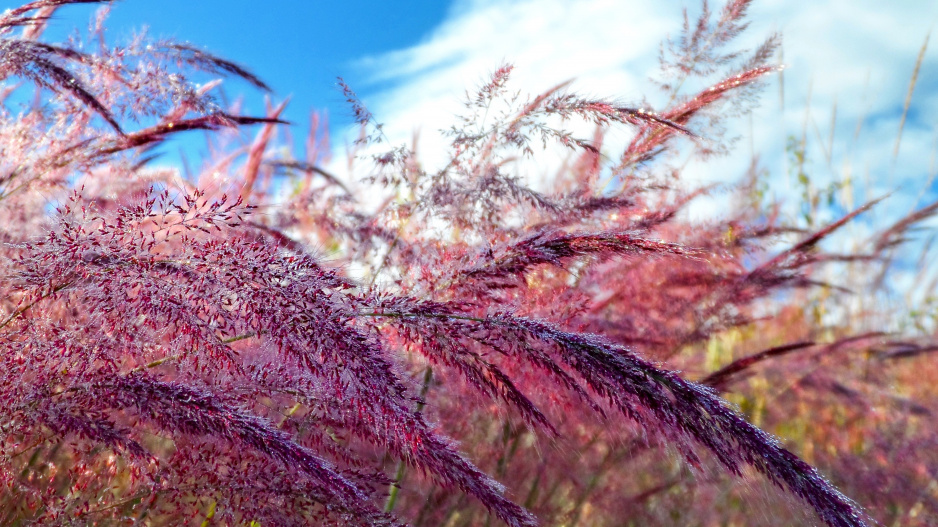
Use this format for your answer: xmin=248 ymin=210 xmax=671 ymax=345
xmin=346 ymin=0 xmax=937 ymax=232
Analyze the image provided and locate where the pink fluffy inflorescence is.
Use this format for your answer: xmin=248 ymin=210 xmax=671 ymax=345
xmin=5 ymin=1 xmax=937 ymax=526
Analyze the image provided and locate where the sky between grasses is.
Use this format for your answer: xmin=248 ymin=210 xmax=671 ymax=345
xmin=6 ymin=0 xmax=938 ymax=227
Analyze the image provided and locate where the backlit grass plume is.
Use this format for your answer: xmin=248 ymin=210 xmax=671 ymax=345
xmin=3 ymin=1 xmax=935 ymax=526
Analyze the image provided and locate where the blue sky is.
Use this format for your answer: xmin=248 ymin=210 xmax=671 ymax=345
xmin=3 ymin=0 xmax=938 ymax=314
xmin=18 ymin=0 xmax=453 ymax=131
xmin=5 ymin=0 xmax=937 ymax=221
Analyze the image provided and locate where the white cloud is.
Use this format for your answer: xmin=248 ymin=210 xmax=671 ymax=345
xmin=346 ymin=0 xmax=676 ymax=164
xmin=325 ymin=0 xmax=938 ymax=321
xmin=344 ymin=0 xmax=937 ymax=235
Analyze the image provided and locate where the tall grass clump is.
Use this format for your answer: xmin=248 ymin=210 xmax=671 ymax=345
xmin=2 ymin=1 xmax=936 ymax=526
